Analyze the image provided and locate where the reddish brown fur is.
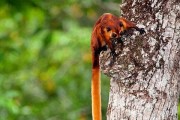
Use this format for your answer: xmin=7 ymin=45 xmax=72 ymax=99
xmin=91 ymin=13 xmax=144 ymax=120
xmin=119 ymin=17 xmax=139 ymax=31
xmin=91 ymin=13 xmax=121 ymax=120
xmin=91 ymin=13 xmax=121 ymax=59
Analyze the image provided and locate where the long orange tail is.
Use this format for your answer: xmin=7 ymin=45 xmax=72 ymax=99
xmin=91 ymin=53 xmax=101 ymax=120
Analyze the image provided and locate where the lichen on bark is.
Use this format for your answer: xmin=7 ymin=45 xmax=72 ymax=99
xmin=100 ymin=0 xmax=180 ymax=119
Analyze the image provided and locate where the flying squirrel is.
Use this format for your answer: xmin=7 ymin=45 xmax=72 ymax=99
xmin=91 ymin=13 xmax=145 ymax=120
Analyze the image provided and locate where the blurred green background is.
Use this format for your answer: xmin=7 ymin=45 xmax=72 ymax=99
xmin=0 ymin=0 xmax=120 ymax=120
xmin=0 ymin=0 xmax=179 ymax=120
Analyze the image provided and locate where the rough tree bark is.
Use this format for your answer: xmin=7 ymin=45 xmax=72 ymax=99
xmin=100 ymin=0 xmax=180 ymax=119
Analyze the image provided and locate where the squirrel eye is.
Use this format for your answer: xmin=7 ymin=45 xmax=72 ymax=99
xmin=119 ymin=22 xmax=123 ymax=27
xmin=106 ymin=27 xmax=111 ymax=32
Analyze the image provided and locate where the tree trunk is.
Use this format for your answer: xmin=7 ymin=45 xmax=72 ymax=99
xmin=100 ymin=0 xmax=180 ymax=119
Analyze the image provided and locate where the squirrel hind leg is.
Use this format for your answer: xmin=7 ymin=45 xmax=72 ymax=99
xmin=135 ymin=27 xmax=145 ymax=34
xmin=138 ymin=28 xmax=145 ymax=34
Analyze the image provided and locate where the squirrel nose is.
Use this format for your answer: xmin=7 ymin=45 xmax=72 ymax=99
xmin=112 ymin=33 xmax=117 ymax=38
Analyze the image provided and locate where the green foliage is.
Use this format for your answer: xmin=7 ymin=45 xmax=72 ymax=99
xmin=0 ymin=0 xmax=178 ymax=120
xmin=0 ymin=0 xmax=121 ymax=119
xmin=178 ymin=104 xmax=180 ymax=119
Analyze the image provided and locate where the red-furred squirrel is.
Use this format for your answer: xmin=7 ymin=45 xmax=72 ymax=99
xmin=91 ymin=13 xmax=145 ymax=120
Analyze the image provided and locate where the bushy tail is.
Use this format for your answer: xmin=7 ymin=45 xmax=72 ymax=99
xmin=91 ymin=54 xmax=101 ymax=120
